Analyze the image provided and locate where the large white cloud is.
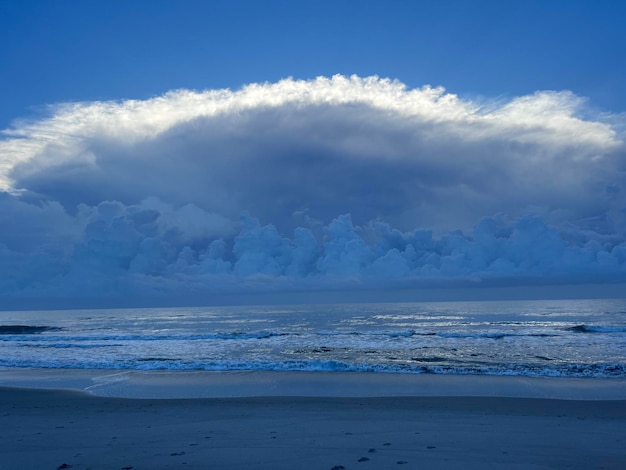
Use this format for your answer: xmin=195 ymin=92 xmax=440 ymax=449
xmin=0 ymin=75 xmax=625 ymax=305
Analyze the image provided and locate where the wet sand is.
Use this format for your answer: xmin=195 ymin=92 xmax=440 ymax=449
xmin=3 ymin=368 xmax=626 ymax=400
xmin=2 ymin=385 xmax=626 ymax=469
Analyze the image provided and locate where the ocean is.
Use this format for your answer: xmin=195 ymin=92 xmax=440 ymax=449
xmin=1 ymin=298 xmax=625 ymax=378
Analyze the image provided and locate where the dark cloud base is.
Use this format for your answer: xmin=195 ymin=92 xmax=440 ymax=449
xmin=1 ymin=196 xmax=625 ymax=309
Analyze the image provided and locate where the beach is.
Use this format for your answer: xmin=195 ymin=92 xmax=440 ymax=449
xmin=2 ymin=372 xmax=626 ymax=469
xmin=2 ymin=299 xmax=625 ymax=468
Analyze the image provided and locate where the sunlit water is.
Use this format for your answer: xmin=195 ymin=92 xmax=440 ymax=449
xmin=1 ymin=299 xmax=625 ymax=378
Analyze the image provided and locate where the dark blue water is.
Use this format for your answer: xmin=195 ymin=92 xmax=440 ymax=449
xmin=1 ymin=299 xmax=625 ymax=378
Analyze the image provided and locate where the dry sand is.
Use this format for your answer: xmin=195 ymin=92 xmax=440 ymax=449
xmin=2 ymin=385 xmax=626 ymax=470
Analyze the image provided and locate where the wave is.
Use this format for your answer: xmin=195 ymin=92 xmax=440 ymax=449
xmin=18 ymin=343 xmax=123 ymax=349
xmin=1 ymin=357 xmax=624 ymax=378
xmin=0 ymin=331 xmax=291 ymax=343
xmin=0 ymin=329 xmax=566 ymax=345
xmin=567 ymin=325 xmax=626 ymax=334
xmin=0 ymin=325 xmax=62 ymax=335
xmin=314 ymin=330 xmax=559 ymax=340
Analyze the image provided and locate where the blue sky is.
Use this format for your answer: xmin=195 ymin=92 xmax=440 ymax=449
xmin=1 ymin=0 xmax=626 ymax=307
xmin=2 ymin=0 xmax=625 ymax=128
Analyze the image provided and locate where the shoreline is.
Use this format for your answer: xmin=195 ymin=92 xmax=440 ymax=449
xmin=2 ymin=367 xmax=626 ymax=400
xmin=2 ymin=386 xmax=625 ymax=469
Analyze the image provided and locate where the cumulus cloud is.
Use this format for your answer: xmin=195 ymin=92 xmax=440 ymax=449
xmin=0 ymin=75 xmax=625 ymax=305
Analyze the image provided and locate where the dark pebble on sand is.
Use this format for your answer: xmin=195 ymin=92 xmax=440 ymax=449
xmin=383 ymin=442 xmax=391 ymax=446
xmin=331 ymin=466 xmax=345 ymax=470
xmin=427 ymin=446 xmax=436 ymax=449
xmin=368 ymin=448 xmax=376 ymax=453
xmin=358 ymin=457 xmax=370 ymax=462
xmin=397 ymin=461 xmax=408 ymax=465
xmin=170 ymin=452 xmax=185 ymax=456
xmin=57 ymin=465 xmax=72 ymax=470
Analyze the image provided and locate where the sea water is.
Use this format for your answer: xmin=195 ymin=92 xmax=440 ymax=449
xmin=1 ymin=299 xmax=625 ymax=378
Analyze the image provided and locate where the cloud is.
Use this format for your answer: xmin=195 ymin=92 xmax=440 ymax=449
xmin=2 ymin=204 xmax=625 ymax=304
xmin=0 ymin=75 xmax=625 ymax=305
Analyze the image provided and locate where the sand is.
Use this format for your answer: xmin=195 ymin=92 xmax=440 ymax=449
xmin=2 ymin=376 xmax=626 ymax=470
xmin=3 ymin=369 xmax=626 ymax=400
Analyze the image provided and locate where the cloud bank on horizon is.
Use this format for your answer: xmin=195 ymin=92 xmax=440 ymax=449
xmin=1 ymin=75 xmax=625 ymax=304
